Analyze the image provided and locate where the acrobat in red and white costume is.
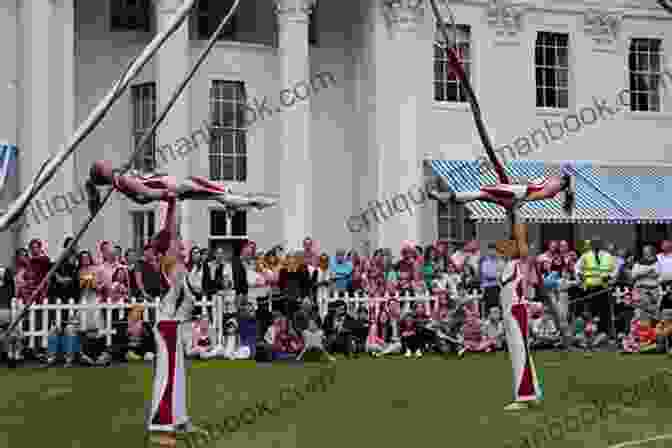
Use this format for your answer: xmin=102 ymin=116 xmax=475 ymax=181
xmin=146 ymin=197 xmax=196 ymax=435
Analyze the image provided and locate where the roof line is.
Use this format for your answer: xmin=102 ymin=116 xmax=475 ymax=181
xmin=427 ymin=159 xmax=672 ymax=168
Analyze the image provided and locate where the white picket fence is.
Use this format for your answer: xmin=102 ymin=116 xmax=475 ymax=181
xmin=10 ymin=289 xmax=486 ymax=349
xmin=316 ymin=289 xmax=485 ymax=319
xmin=10 ymin=293 xmax=231 ymax=349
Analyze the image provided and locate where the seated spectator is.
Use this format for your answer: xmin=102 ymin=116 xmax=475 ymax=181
xmin=296 ymin=319 xmax=335 ymax=362
xmin=462 ymin=299 xmax=488 ymax=353
xmin=621 ymin=310 xmax=656 ymax=354
xmin=400 ymin=311 xmax=419 ymax=358
xmin=237 ymin=298 xmax=256 ymax=358
xmin=656 ymin=309 xmax=672 ymax=354
xmin=0 ymin=309 xmax=24 ymax=367
xmin=203 ymin=294 xmax=251 ymax=359
xmin=373 ymin=300 xmax=406 ymax=357
xmin=351 ymin=305 xmax=370 ymax=353
xmin=256 ymin=308 xmax=279 ymax=363
xmin=481 ymin=306 xmax=504 ymax=351
xmin=294 ymin=297 xmax=320 ymax=334
xmin=267 ymin=314 xmax=303 ymax=360
xmin=116 ymin=304 xmax=155 ymax=361
xmin=45 ymin=319 xmax=80 ymax=367
xmin=366 ymin=301 xmax=386 ymax=354
xmin=190 ymin=312 xmax=215 ymax=359
xmin=323 ymin=299 xmax=355 ymax=357
xmin=428 ymin=295 xmax=465 ymax=356
xmin=531 ymin=310 xmax=562 ymax=349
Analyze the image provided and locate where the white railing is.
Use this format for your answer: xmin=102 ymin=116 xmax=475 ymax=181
xmin=316 ymin=289 xmax=485 ymax=319
xmin=9 ymin=292 xmax=232 ymax=349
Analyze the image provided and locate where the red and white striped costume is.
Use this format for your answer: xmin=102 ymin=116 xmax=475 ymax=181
xmin=148 ymin=270 xmax=195 ymax=432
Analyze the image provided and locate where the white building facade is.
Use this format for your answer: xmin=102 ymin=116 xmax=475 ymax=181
xmin=0 ymin=0 xmax=671 ymax=264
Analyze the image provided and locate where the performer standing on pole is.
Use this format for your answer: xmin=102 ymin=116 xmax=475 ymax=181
xmin=496 ymin=221 xmax=543 ymax=410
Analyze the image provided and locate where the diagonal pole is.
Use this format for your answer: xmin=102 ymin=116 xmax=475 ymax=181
xmin=428 ymin=0 xmax=509 ymax=185
xmin=4 ymin=0 xmax=243 ymax=336
xmin=0 ymin=0 xmax=200 ymax=232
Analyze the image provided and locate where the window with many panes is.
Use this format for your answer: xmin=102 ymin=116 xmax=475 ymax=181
xmin=535 ymin=32 xmax=569 ymax=109
xmin=131 ymin=210 xmax=155 ymax=251
xmin=111 ymin=0 xmax=151 ymax=32
xmin=131 ymin=83 xmax=157 ymax=172
xmin=209 ymin=81 xmax=247 ymax=182
xmin=629 ymin=38 xmax=663 ymax=112
xmin=194 ymin=0 xmax=237 ymax=40
xmin=436 ymin=180 xmax=475 ymax=241
xmin=434 ymin=24 xmax=471 ymax=103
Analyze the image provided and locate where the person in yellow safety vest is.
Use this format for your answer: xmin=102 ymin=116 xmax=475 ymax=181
xmin=574 ymin=237 xmax=617 ymax=344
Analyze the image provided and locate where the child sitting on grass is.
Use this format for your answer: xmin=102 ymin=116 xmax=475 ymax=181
xmin=296 ymin=319 xmax=335 ymax=362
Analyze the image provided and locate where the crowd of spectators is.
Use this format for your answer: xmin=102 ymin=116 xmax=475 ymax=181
xmin=3 ymin=234 xmax=672 ymax=367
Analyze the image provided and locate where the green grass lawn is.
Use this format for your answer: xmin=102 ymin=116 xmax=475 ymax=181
xmin=2 ymin=353 xmax=672 ymax=448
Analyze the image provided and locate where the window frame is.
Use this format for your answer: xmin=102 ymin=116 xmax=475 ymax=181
xmin=627 ymin=37 xmax=664 ymax=113
xmin=534 ymin=31 xmax=570 ymax=111
xmin=433 ymin=24 xmax=472 ymax=105
xmin=130 ymin=82 xmax=157 ymax=173
xmin=110 ymin=0 xmax=152 ymax=33
xmin=436 ymin=182 xmax=475 ymax=241
xmin=192 ymin=0 xmax=238 ymax=41
xmin=208 ymin=80 xmax=247 ymax=182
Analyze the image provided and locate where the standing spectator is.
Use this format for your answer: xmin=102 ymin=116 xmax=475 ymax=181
xmin=50 ymin=237 xmax=79 ymax=301
xmin=0 ymin=258 xmax=16 ymax=310
xmin=0 ymin=257 xmax=19 ymax=367
xmin=278 ymin=251 xmax=312 ymax=316
xmin=233 ymin=241 xmax=254 ymax=300
xmin=202 ymin=247 xmax=233 ymax=297
xmin=421 ymin=245 xmax=436 ymax=293
xmin=398 ymin=241 xmax=423 ymax=296
xmin=575 ymin=237 xmax=616 ymax=340
xmin=631 ymin=245 xmax=661 ymax=322
xmin=350 ymin=251 xmax=366 ymax=294
xmin=134 ymin=244 xmax=163 ymax=300
xmin=125 ymin=249 xmax=139 ymax=297
xmin=95 ymin=241 xmax=119 ymax=303
xmin=313 ymin=254 xmax=333 ymax=303
xmin=303 ymin=237 xmax=320 ymax=269
xmin=22 ymin=239 xmax=52 ymax=304
xmin=658 ymin=240 xmax=672 ymax=310
xmin=330 ymin=250 xmax=353 ymax=296
xmin=559 ymin=240 xmax=578 ymax=274
xmin=658 ymin=240 xmax=672 ymax=281
xmin=479 ymin=242 xmax=500 ymax=313
xmin=13 ymin=248 xmax=29 ymax=304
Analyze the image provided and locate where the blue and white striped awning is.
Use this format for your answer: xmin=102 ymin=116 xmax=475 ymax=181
xmin=0 ymin=143 xmax=17 ymax=196
xmin=429 ymin=160 xmax=672 ymax=224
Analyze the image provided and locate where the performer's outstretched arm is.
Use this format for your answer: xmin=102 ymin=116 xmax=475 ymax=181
xmin=154 ymin=196 xmax=178 ymax=256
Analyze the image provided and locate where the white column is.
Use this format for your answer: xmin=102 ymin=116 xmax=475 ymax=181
xmin=155 ymin=0 xmax=191 ymax=241
xmin=19 ymin=0 xmax=53 ymax=246
xmin=375 ymin=0 xmax=427 ymax=250
xmin=0 ymin=2 xmax=19 ymax=261
xmin=55 ymin=0 xmax=76 ymax=244
xmin=275 ymin=0 xmax=314 ymax=250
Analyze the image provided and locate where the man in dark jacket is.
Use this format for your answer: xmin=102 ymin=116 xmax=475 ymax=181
xmin=202 ymin=247 xmax=233 ymax=296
